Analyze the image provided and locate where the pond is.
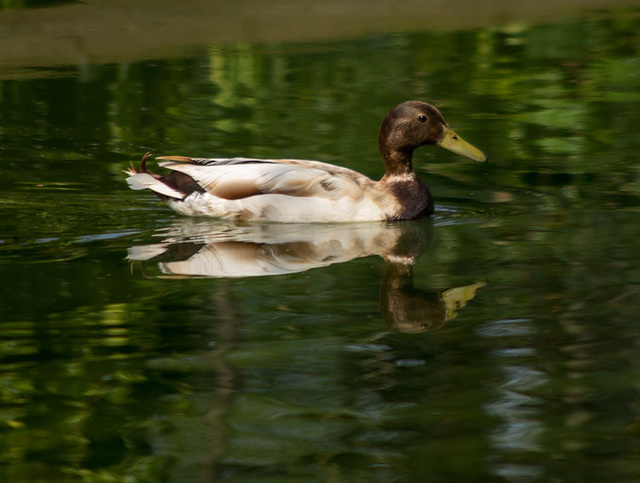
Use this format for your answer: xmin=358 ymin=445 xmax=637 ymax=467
xmin=1 ymin=1 xmax=640 ymax=481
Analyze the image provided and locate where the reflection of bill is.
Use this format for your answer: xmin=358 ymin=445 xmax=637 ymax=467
xmin=128 ymin=219 xmax=485 ymax=333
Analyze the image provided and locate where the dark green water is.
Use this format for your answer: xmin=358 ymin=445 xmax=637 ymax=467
xmin=2 ymin=5 xmax=640 ymax=482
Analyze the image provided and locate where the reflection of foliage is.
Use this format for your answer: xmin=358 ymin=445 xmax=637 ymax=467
xmin=0 ymin=0 xmax=77 ymax=8
xmin=1 ymin=8 xmax=640 ymax=482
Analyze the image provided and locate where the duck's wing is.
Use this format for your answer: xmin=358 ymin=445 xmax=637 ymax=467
xmin=155 ymin=156 xmax=372 ymax=201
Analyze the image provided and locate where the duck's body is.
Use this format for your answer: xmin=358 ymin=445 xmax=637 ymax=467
xmin=126 ymin=101 xmax=486 ymax=222
xmin=129 ymin=156 xmax=433 ymax=222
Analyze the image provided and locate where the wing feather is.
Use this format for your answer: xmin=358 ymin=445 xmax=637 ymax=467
xmin=158 ymin=160 xmax=366 ymax=201
xmin=157 ymin=156 xmax=276 ymax=166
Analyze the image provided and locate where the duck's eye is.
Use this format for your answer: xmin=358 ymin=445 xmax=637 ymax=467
xmin=418 ymin=115 xmax=427 ymax=123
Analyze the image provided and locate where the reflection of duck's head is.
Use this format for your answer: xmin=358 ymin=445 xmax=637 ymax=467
xmin=380 ymin=259 xmax=486 ymax=333
xmin=374 ymin=219 xmax=485 ymax=334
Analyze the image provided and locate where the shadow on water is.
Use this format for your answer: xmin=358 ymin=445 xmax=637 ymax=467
xmin=127 ymin=219 xmax=486 ymax=333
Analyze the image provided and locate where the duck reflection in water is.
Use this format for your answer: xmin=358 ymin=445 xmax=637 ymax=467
xmin=127 ymin=219 xmax=485 ymax=333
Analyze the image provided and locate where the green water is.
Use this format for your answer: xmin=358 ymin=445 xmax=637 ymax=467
xmin=2 ymin=3 xmax=640 ymax=481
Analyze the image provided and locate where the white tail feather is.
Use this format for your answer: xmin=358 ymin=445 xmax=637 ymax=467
xmin=125 ymin=172 xmax=185 ymax=200
xmin=126 ymin=244 xmax=170 ymax=261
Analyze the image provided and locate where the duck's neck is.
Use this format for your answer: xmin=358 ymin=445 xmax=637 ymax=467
xmin=382 ymin=261 xmax=415 ymax=290
xmin=379 ymin=147 xmax=415 ymax=179
xmin=378 ymin=140 xmax=434 ymax=219
xmin=378 ymin=124 xmax=416 ymax=178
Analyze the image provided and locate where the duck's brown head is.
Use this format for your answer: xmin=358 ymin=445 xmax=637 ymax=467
xmin=378 ymin=100 xmax=486 ymax=176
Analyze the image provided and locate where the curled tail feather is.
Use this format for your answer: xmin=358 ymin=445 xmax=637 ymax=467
xmin=125 ymin=152 xmax=186 ymax=200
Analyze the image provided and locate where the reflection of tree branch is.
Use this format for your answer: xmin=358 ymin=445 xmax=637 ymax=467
xmin=202 ymin=287 xmax=240 ymax=481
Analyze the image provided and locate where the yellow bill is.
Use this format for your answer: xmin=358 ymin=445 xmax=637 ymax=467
xmin=438 ymin=126 xmax=487 ymax=162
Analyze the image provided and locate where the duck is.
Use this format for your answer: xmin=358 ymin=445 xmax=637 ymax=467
xmin=125 ymin=100 xmax=487 ymax=222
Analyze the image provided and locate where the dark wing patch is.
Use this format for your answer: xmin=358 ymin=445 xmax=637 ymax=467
xmin=156 ymin=171 xmax=205 ymax=201
xmin=319 ymin=178 xmax=340 ymax=192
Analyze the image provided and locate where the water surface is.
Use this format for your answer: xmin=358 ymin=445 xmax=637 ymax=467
xmin=1 ymin=2 xmax=640 ymax=481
